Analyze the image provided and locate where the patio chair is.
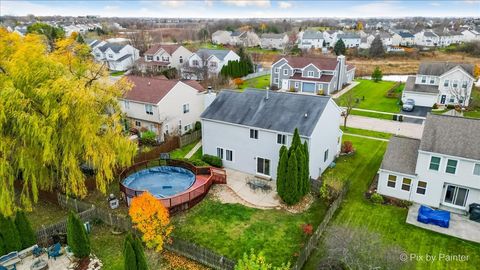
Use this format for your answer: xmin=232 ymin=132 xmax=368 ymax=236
xmin=0 ymin=251 xmax=20 ymax=270
xmin=32 ymin=245 xmax=44 ymax=257
xmin=47 ymin=243 xmax=62 ymax=260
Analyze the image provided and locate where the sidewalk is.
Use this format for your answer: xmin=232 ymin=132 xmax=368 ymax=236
xmin=341 ymin=115 xmax=424 ymax=139
xmin=331 ymin=81 xmax=360 ymax=98
xmin=184 ymin=141 xmax=202 ymax=158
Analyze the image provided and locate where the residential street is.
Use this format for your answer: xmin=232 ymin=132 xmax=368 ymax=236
xmin=341 ymin=115 xmax=424 ymax=139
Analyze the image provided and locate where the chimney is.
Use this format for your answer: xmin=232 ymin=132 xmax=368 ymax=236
xmin=207 ymin=86 xmax=212 ymax=93
xmin=336 ymin=55 xmax=346 ymax=91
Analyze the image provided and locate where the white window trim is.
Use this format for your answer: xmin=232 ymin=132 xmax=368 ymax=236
xmin=275 ymin=67 xmax=279 ymax=73
xmin=283 ymin=69 xmax=288 ymax=76
xmin=387 ymin=175 xmax=396 ymax=188
xmin=445 ymin=159 xmax=458 ymax=175
xmin=401 ymin=177 xmax=412 ymax=191
xmin=474 ymin=163 xmax=480 ymax=176
xmin=416 ymin=181 xmax=427 ymax=195
xmin=429 ymin=155 xmax=441 ymax=172
xmin=274 ymin=78 xmax=279 ymax=83
xmin=256 ymin=156 xmax=271 ymax=178
xmin=308 ymin=71 xmax=314 ymax=77
xmin=226 ymin=149 xmax=234 ymax=162
xmin=183 ymin=103 xmax=190 ymax=114
xmin=216 ymin=147 xmax=224 ymax=160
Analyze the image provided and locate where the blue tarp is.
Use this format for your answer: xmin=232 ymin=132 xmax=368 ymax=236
xmin=417 ymin=205 xmax=450 ymax=228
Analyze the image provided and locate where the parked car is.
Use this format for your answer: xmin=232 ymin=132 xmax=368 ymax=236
xmin=402 ymin=99 xmax=415 ymax=112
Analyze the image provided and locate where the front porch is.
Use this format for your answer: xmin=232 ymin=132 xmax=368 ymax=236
xmin=406 ymin=203 xmax=480 ymax=244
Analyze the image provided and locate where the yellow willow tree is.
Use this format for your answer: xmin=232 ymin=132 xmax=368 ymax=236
xmin=0 ymin=28 xmax=137 ymax=216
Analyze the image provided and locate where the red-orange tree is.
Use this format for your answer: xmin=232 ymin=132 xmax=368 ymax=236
xmin=129 ymin=192 xmax=173 ymax=252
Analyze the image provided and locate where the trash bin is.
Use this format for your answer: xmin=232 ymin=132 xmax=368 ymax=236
xmin=469 ymin=203 xmax=480 ymax=222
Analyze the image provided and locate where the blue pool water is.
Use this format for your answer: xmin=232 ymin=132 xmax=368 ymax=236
xmin=122 ymin=166 xmax=195 ymax=198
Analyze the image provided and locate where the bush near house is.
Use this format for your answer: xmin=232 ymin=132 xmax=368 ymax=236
xmin=0 ymin=214 xmax=21 ymax=254
xmin=201 ymin=154 xmax=223 ymax=168
xmin=67 ymin=211 xmax=91 ymax=258
xmin=235 ymin=249 xmax=290 ymax=270
xmin=123 ymin=233 xmax=148 ymax=270
xmin=370 ymin=193 xmax=384 ymax=204
xmin=14 ymin=211 xmax=36 ymax=249
xmin=140 ymin=131 xmax=157 ymax=145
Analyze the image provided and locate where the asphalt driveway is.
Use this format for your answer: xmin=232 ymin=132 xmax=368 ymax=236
xmin=401 ymin=106 xmax=431 ymax=124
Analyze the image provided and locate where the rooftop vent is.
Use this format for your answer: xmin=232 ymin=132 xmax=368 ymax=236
xmin=304 ymin=113 xmax=308 ymax=118
xmin=148 ymin=81 xmax=151 ymax=86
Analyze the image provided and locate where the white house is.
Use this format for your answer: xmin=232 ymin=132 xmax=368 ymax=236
xmin=136 ymin=44 xmax=193 ymax=72
xmin=212 ymin=30 xmax=232 ymax=45
xmin=402 ymin=62 xmax=475 ymax=107
xmin=298 ymin=30 xmax=324 ymax=49
xmin=91 ymin=43 xmax=139 ymax=71
xmin=270 ymin=55 xmax=355 ymax=95
xmin=414 ymin=31 xmax=439 ymax=47
xmin=392 ymin=31 xmax=415 ymax=46
xmin=201 ymin=89 xmax=343 ymax=180
xmin=323 ymin=30 xmax=340 ymax=47
xmin=462 ymin=29 xmax=480 ymax=42
xmin=229 ymin=31 xmax=260 ymax=47
xmin=119 ymin=75 xmax=205 ymax=141
xmin=260 ymin=33 xmax=289 ymax=50
xmin=377 ymin=114 xmax=480 ymax=212
xmin=335 ymin=33 xmax=361 ymax=48
xmin=182 ymin=49 xmax=240 ymax=80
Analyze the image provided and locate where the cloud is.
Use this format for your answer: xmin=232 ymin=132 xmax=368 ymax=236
xmin=463 ymin=0 xmax=479 ymax=4
xmin=161 ymin=1 xmax=185 ymax=8
xmin=278 ymin=1 xmax=292 ymax=9
xmin=205 ymin=0 xmax=213 ymax=7
xmin=223 ymin=0 xmax=270 ymax=7
xmin=104 ymin=5 xmax=120 ymax=11
xmin=429 ymin=2 xmax=441 ymax=6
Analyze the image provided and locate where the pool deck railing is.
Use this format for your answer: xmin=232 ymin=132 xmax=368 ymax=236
xmin=119 ymin=159 xmax=226 ymax=212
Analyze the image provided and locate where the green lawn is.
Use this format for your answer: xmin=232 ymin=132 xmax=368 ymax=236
xmin=336 ymin=79 xmax=403 ymax=113
xmin=172 ymin=197 xmax=328 ymax=267
xmin=110 ymin=71 xmax=126 ymax=77
xmin=238 ymin=74 xmax=270 ymax=90
xmin=303 ymin=136 xmax=480 ymax=270
xmin=246 ymin=47 xmax=280 ymax=55
xmin=465 ymin=87 xmax=480 ymax=119
xmin=340 ymin=126 xmax=392 ymax=139
xmin=169 ymin=140 xmax=200 ymax=159
xmin=190 ymin=146 xmax=203 ymax=160
xmin=25 ymin=199 xmax=68 ymax=230
xmin=350 ymin=109 xmax=396 ymax=120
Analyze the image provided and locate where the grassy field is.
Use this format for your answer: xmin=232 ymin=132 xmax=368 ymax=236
xmin=341 ymin=126 xmax=392 ymax=139
xmin=238 ymin=74 xmax=270 ymax=90
xmin=25 ymin=200 xmax=68 ymax=230
xmin=303 ymin=136 xmax=480 ymax=270
xmin=172 ymin=197 xmax=328 ymax=267
xmin=335 ymin=79 xmax=402 ymax=113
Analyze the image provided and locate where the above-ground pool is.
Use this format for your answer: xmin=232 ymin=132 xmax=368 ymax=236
xmin=122 ymin=166 xmax=195 ymax=198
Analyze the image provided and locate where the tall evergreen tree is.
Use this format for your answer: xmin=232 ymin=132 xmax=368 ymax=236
xmin=0 ymin=235 xmax=5 ymax=255
xmin=0 ymin=214 xmax=21 ymax=253
xmin=15 ymin=211 xmax=36 ymax=249
xmin=124 ymin=239 xmax=137 ymax=270
xmin=67 ymin=211 xmax=90 ymax=258
xmin=371 ymin=67 xmax=383 ymax=82
xmin=303 ymin=141 xmax=310 ymax=194
xmin=334 ymin=39 xmax=346 ymax=56
xmin=132 ymin=235 xmax=148 ymax=270
xmin=276 ymin=146 xmax=288 ymax=199
xmin=285 ymin=152 xmax=299 ymax=205
xmin=369 ymin=35 xmax=385 ymax=58
xmin=295 ymin=147 xmax=306 ymax=196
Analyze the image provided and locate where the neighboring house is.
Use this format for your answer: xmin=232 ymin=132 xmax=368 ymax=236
xmin=402 ymin=61 xmax=475 ymax=107
xmin=13 ymin=26 xmax=27 ymax=36
xmin=136 ymin=44 xmax=193 ymax=72
xmin=323 ymin=30 xmax=340 ymax=47
xmin=91 ymin=42 xmax=139 ymax=71
xmin=182 ymin=49 xmax=240 ymax=80
xmin=260 ymin=33 xmax=289 ymax=50
xmin=119 ymin=75 xmax=205 ymax=141
xmin=392 ymin=31 xmax=415 ymax=46
xmin=377 ymin=114 xmax=480 ymax=212
xmin=201 ymin=89 xmax=343 ymax=180
xmin=335 ymin=33 xmax=361 ymax=48
xmin=414 ymin=31 xmax=439 ymax=47
xmin=212 ymin=30 xmax=232 ymax=45
xmin=298 ymin=30 xmax=324 ymax=49
xmin=270 ymin=55 xmax=355 ymax=95
xmin=462 ymin=29 xmax=480 ymax=42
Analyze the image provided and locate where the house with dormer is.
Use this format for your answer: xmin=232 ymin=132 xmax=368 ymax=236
xmin=182 ymin=49 xmax=240 ymax=80
xmin=378 ymin=114 xmax=480 ymax=212
xmin=136 ymin=44 xmax=193 ymax=72
xmin=402 ymin=62 xmax=475 ymax=107
xmin=270 ymin=56 xmax=355 ymax=95
xmin=298 ymin=30 xmax=325 ymax=49
xmin=91 ymin=42 xmax=139 ymax=71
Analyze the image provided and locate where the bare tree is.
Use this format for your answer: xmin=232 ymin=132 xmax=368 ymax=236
xmin=319 ymin=226 xmax=410 ymax=270
xmin=128 ymin=30 xmax=153 ymax=56
xmin=180 ymin=52 xmax=214 ymax=81
xmin=342 ymin=90 xmax=357 ymax=129
xmin=448 ymin=82 xmax=471 ymax=109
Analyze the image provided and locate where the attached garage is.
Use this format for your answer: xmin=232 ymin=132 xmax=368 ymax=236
xmin=402 ymin=91 xmax=437 ymax=107
xmin=302 ymin=82 xmax=316 ymax=93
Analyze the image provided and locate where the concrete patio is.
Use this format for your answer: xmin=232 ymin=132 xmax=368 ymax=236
xmin=15 ymin=252 xmax=72 ymax=270
xmin=224 ymin=168 xmax=281 ymax=208
xmin=406 ymin=203 xmax=480 ymax=244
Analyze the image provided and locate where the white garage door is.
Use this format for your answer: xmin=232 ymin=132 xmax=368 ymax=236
xmin=402 ymin=92 xmax=437 ymax=107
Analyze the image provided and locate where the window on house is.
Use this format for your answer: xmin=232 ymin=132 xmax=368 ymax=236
xmin=275 ymin=67 xmax=279 ymax=73
xmin=274 ymin=78 xmax=279 ymax=84
xmin=183 ymin=104 xmax=190 ymax=114
xmin=324 ymin=149 xmax=329 ymax=162
xmin=453 ymin=81 xmax=458 ymax=88
xmin=184 ymin=124 xmax=191 ymax=132
xmin=156 ymin=56 xmax=160 ymax=61
xmin=421 ymin=76 xmax=426 ymax=83
xmin=145 ymin=104 xmax=153 ymax=115
xmin=178 ymin=120 xmax=182 ymax=131
xmin=294 ymin=82 xmax=299 ymax=88
xmin=277 ymin=134 xmax=286 ymax=145
xmin=444 ymin=80 xmax=449 ymax=87
xmin=217 ymin=147 xmax=224 ymax=159
xmin=179 ymin=56 xmax=183 ymax=64
xmin=95 ymin=53 xmax=101 ymax=57
xmin=124 ymin=100 xmax=130 ymax=109
xmin=165 ymin=124 xmax=169 ymax=135
xmin=108 ymin=54 xmax=113 ymax=58
xmin=192 ymin=60 xmax=199 ymax=66
xmin=429 ymin=77 xmax=435 ymax=84
xmin=474 ymin=164 xmax=480 ymax=176
xmin=146 ymin=55 xmax=153 ymax=61
xmin=462 ymin=81 xmax=468 ymax=88
xmin=250 ymin=129 xmax=258 ymax=139
xmin=226 ymin=150 xmax=233 ymax=161
xmin=209 ymin=62 xmax=217 ymax=68
xmin=446 ymin=159 xmax=458 ymax=174
xmin=135 ymin=121 xmax=141 ymax=127
xmin=429 ymin=156 xmax=441 ymax=171
xmin=283 ymin=69 xmax=288 ymax=75
xmin=402 ymin=178 xmax=412 ymax=191
xmin=162 ymin=56 xmax=169 ymax=61
xmin=308 ymin=71 xmax=314 ymax=77
xmin=387 ymin=175 xmax=396 ymax=188
xmin=257 ymin=157 xmax=270 ymax=176
xmin=417 ymin=181 xmax=427 ymax=195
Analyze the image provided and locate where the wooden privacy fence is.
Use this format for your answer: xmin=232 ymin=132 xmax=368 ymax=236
xmin=135 ymin=136 xmax=180 ymax=163
xmin=290 ymin=184 xmax=349 ymax=270
xmin=166 ymin=237 xmax=236 ymax=270
xmin=179 ymin=129 xmax=201 ymax=148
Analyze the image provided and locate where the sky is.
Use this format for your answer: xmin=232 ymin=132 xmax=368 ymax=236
xmin=1 ymin=0 xmax=479 ymax=18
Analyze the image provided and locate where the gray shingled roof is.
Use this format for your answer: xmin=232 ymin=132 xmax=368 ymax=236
xmin=116 ymin=54 xmax=132 ymax=62
xmin=196 ymin=49 xmax=230 ymax=61
xmin=261 ymin=33 xmax=286 ymax=39
xmin=201 ymin=89 xmax=330 ymax=136
xmin=398 ymin=31 xmax=414 ymax=38
xmin=381 ymin=136 xmax=421 ymax=175
xmin=420 ymin=114 xmax=480 ymax=160
xmin=98 ymin=43 xmax=126 ymax=53
xmin=302 ymin=30 xmax=323 ymax=39
xmin=418 ymin=62 xmax=474 ymax=77
xmin=423 ymin=31 xmax=438 ymax=37
xmin=403 ymin=76 xmax=439 ymax=94
xmin=337 ymin=33 xmax=360 ymax=39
